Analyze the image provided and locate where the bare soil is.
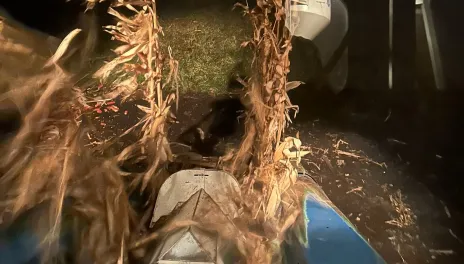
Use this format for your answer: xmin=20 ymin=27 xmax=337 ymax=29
xmin=82 ymin=90 xmax=464 ymax=263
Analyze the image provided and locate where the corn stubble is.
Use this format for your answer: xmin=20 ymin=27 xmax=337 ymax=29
xmin=0 ymin=0 xmax=308 ymax=263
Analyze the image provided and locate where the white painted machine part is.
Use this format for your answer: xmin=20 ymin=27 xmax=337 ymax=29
xmin=285 ymin=0 xmax=332 ymax=41
xmin=150 ymin=169 xmax=241 ymax=226
xmin=312 ymin=0 xmax=348 ymax=93
xmin=149 ymin=169 xmax=241 ymax=264
xmin=286 ymin=0 xmax=349 ymax=94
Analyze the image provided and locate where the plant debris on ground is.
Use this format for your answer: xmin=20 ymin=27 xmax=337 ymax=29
xmin=0 ymin=0 xmax=315 ymax=263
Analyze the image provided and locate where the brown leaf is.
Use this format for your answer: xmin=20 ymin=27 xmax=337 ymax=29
xmin=283 ymin=149 xmax=310 ymax=159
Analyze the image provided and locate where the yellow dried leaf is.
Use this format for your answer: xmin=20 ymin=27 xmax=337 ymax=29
xmin=283 ymin=149 xmax=311 ymax=159
xmin=113 ymin=44 xmax=132 ymax=55
xmin=241 ymin=41 xmax=251 ymax=48
xmin=265 ymin=81 xmax=273 ymax=94
xmin=286 ymin=81 xmax=304 ymax=91
xmin=292 ymin=137 xmax=302 ymax=150
xmin=125 ymin=4 xmax=139 ymax=13
xmin=276 ymin=65 xmax=283 ymax=76
xmin=136 ymin=105 xmax=151 ymax=114
xmin=46 ymin=28 xmax=82 ymax=66
xmin=85 ymin=0 xmax=96 ymax=11
xmin=273 ymin=150 xmax=284 ymax=162
xmin=273 ymin=141 xmax=288 ymax=162
xmin=279 ymin=209 xmax=301 ymax=234
xmin=279 ymin=167 xmax=297 ymax=192
xmin=108 ymin=7 xmax=137 ymax=26
xmin=94 ymin=43 xmax=144 ymax=79
xmin=266 ymin=185 xmax=280 ymax=218
xmin=283 ymin=137 xmax=295 ymax=148
xmin=120 ymin=43 xmax=145 ymax=60
xmin=161 ymin=105 xmax=171 ymax=117
xmin=166 ymin=93 xmax=176 ymax=105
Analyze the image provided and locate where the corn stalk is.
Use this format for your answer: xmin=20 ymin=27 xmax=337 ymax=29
xmin=226 ymin=1 xmax=308 ymax=262
xmin=89 ymin=0 xmax=179 ymax=193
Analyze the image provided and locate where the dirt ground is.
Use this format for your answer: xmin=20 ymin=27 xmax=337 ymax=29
xmin=83 ymin=90 xmax=464 ymax=264
xmin=178 ymin=94 xmax=464 ymax=264
xmin=291 ymin=123 xmax=463 ymax=264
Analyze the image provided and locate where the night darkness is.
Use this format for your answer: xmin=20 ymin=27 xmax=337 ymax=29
xmin=1 ymin=0 xmax=464 ymax=262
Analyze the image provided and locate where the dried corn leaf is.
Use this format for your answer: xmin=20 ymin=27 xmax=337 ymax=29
xmin=108 ymin=7 xmax=138 ymax=26
xmin=278 ymin=166 xmax=297 ymax=193
xmin=226 ymin=0 xmax=309 ymax=262
xmin=46 ymin=29 xmax=82 ymax=66
xmin=283 ymin=149 xmax=311 ymax=159
xmin=286 ymin=81 xmax=303 ymax=91
xmin=265 ymin=185 xmax=281 ymax=219
xmin=94 ymin=43 xmax=144 ymax=79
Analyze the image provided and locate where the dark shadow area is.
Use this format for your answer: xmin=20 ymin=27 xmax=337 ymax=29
xmin=157 ymin=0 xmax=239 ymax=12
xmin=290 ymin=85 xmax=464 ymax=208
xmin=284 ymin=3 xmax=464 ymax=260
xmin=289 ymin=0 xmax=464 ymax=212
xmin=0 ymin=0 xmax=113 ymax=53
xmin=0 ymin=99 xmax=21 ymax=138
xmin=0 ymin=0 xmax=85 ymax=37
xmin=0 ymin=0 xmax=114 ymax=142
xmin=177 ymin=77 xmax=246 ymax=156
xmin=430 ymin=0 xmax=464 ymax=88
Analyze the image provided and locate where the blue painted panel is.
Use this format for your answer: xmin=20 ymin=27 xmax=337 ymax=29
xmin=303 ymin=193 xmax=386 ymax=264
